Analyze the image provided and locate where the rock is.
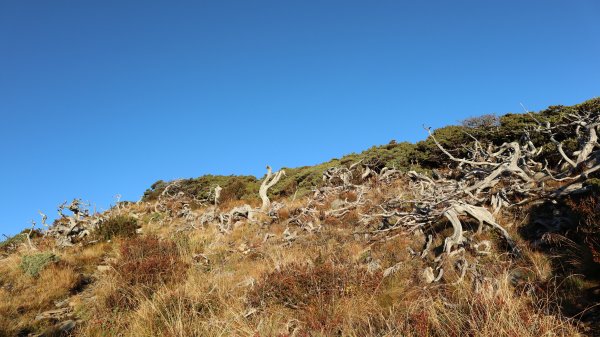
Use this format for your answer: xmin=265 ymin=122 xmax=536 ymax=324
xmin=57 ymin=320 xmax=76 ymax=333
xmin=54 ymin=299 xmax=69 ymax=308
xmin=97 ymin=265 xmax=111 ymax=272
xmin=35 ymin=307 xmax=71 ymax=321
xmin=366 ymin=260 xmax=381 ymax=274
xmin=35 ymin=320 xmax=77 ymax=337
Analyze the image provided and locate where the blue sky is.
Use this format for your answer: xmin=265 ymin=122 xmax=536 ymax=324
xmin=1 ymin=0 xmax=599 ymax=236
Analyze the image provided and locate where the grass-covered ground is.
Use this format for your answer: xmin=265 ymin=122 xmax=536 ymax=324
xmin=1 ymin=98 xmax=599 ymax=336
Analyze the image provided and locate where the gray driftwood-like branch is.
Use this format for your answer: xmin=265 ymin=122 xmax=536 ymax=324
xmin=214 ymin=185 xmax=222 ymax=206
xmin=259 ymin=165 xmax=286 ymax=212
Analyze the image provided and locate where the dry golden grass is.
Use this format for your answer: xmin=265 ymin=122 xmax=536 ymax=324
xmin=1 ymin=228 xmax=580 ymax=337
xmin=61 ymin=242 xmax=113 ymax=273
xmin=0 ymin=185 xmax=587 ymax=337
xmin=0 ymin=253 xmax=82 ymax=336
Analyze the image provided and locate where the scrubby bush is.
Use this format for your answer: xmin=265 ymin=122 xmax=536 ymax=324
xmin=19 ymin=252 xmax=58 ymax=277
xmin=0 ymin=232 xmax=26 ymax=252
xmin=105 ymin=236 xmax=188 ymax=311
xmin=248 ymin=261 xmax=382 ymax=335
xmin=461 ymin=113 xmax=500 ymax=129
xmin=97 ymin=215 xmax=138 ymax=240
xmin=249 ymin=261 xmax=382 ymax=308
xmin=0 ymin=229 xmax=42 ymax=252
xmin=219 ymin=178 xmax=254 ymax=203
xmin=415 ymin=125 xmax=474 ymax=167
xmin=114 ymin=236 xmax=187 ymax=287
xmin=564 ymin=187 xmax=600 ymax=275
xmin=142 ymin=175 xmax=259 ymax=202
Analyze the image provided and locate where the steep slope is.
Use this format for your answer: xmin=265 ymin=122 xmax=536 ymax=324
xmin=1 ymin=98 xmax=599 ymax=337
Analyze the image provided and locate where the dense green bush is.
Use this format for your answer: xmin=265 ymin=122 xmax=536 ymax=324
xmin=142 ymin=175 xmax=259 ymax=202
xmin=269 ymin=161 xmax=339 ymax=198
xmin=415 ymin=125 xmax=474 ymax=167
xmin=97 ymin=215 xmax=138 ymax=240
xmin=19 ymin=252 xmax=59 ymax=277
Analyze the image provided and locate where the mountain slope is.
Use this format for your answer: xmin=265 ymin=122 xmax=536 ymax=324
xmin=1 ymin=98 xmax=599 ymax=337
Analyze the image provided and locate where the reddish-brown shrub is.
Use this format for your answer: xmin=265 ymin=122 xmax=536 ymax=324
xmin=219 ymin=180 xmax=249 ymax=203
xmin=341 ymin=210 xmax=360 ymax=227
xmin=566 ymin=194 xmax=600 ymax=231
xmin=97 ymin=215 xmax=138 ymax=240
xmin=277 ymin=207 xmax=291 ymax=221
xmin=249 ymin=261 xmax=382 ymax=335
xmin=338 ymin=191 xmax=357 ymax=203
xmin=323 ymin=215 xmax=343 ymax=227
xmin=114 ymin=236 xmax=188 ymax=287
xmin=248 ymin=261 xmax=382 ymax=309
xmin=301 ymin=303 xmax=344 ymax=335
xmin=565 ymin=193 xmax=600 ymax=272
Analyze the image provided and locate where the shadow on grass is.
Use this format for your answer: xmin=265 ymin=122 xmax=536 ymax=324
xmin=519 ymin=191 xmax=600 ymax=336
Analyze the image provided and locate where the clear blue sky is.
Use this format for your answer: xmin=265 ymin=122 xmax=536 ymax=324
xmin=1 ymin=1 xmax=599 ymax=236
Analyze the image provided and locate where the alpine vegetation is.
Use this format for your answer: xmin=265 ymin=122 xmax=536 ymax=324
xmin=1 ymin=98 xmax=599 ymax=336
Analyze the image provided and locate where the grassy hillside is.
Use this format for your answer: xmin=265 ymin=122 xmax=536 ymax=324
xmin=1 ymin=97 xmax=599 ymax=337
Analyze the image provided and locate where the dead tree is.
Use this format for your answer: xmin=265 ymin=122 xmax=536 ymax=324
xmin=259 ymin=165 xmax=285 ymax=212
xmin=214 ymin=185 xmax=222 ymax=206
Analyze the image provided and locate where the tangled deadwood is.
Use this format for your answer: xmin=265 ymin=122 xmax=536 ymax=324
xmin=46 ymin=199 xmax=105 ymax=247
xmin=41 ymin=107 xmax=598 ymax=289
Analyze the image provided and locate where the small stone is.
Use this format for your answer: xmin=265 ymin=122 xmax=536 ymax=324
xmin=366 ymin=260 xmax=381 ymax=274
xmin=35 ymin=307 xmax=70 ymax=321
xmin=97 ymin=265 xmax=111 ymax=272
xmin=57 ymin=320 xmax=76 ymax=333
xmin=54 ymin=299 xmax=69 ymax=308
xmin=237 ymin=243 xmax=250 ymax=254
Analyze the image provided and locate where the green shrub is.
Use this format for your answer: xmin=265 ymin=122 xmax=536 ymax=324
xmin=19 ymin=252 xmax=59 ymax=277
xmin=584 ymin=178 xmax=600 ymax=193
xmin=415 ymin=125 xmax=474 ymax=167
xmin=97 ymin=215 xmax=138 ymax=240
xmin=0 ymin=229 xmax=41 ymax=252
xmin=0 ymin=233 xmax=26 ymax=252
xmin=142 ymin=175 xmax=260 ymax=202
